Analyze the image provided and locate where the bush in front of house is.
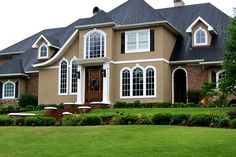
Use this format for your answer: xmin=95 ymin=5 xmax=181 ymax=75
xmin=230 ymin=119 xmax=236 ymax=129
xmin=112 ymin=114 xmax=138 ymax=125
xmin=15 ymin=118 xmax=25 ymax=126
xmin=187 ymin=90 xmax=202 ymax=104
xmin=170 ymin=114 xmax=191 ymax=125
xmin=151 ymin=113 xmax=172 ymax=125
xmin=218 ymin=117 xmax=231 ymax=128
xmin=135 ymin=114 xmax=152 ymax=125
xmin=24 ymin=117 xmax=56 ymax=126
xmin=18 ymin=93 xmax=38 ymax=107
xmin=62 ymin=115 xmax=101 ymax=126
xmin=0 ymin=116 xmax=14 ymax=126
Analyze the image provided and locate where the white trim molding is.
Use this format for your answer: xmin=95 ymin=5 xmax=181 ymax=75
xmin=186 ymin=16 xmax=217 ymax=34
xmin=33 ymin=30 xmax=78 ymax=67
xmin=111 ymin=58 xmax=169 ymax=64
xmin=172 ymin=66 xmax=188 ymax=103
xmin=0 ymin=73 xmax=28 ymax=77
xmin=32 ymin=34 xmax=60 ymax=49
xmin=58 ymin=58 xmax=69 ymax=96
xmin=0 ymin=51 xmax=25 ymax=56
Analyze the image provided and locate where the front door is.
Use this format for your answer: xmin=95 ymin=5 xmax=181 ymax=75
xmin=85 ymin=66 xmax=103 ymax=103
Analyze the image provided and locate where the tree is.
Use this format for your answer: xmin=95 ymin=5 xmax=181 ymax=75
xmin=219 ymin=8 xmax=236 ymax=96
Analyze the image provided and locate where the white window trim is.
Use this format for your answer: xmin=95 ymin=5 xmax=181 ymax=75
xmin=194 ymin=27 xmax=208 ymax=46
xmin=171 ymin=67 xmax=188 ymax=103
xmin=120 ymin=65 xmax=156 ymax=99
xmin=83 ymin=29 xmax=107 ymax=59
xmin=125 ymin=29 xmax=150 ymax=53
xmin=70 ymin=57 xmax=78 ymax=95
xmin=38 ymin=43 xmax=49 ymax=59
xmin=58 ymin=58 xmax=69 ymax=96
xmin=3 ymin=80 xmax=15 ymax=99
xmin=216 ymin=70 xmax=225 ymax=88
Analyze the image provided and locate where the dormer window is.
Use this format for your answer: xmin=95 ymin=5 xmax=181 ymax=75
xmin=84 ymin=29 xmax=106 ymax=59
xmin=194 ymin=28 xmax=207 ymax=46
xmin=39 ymin=44 xmax=48 ymax=59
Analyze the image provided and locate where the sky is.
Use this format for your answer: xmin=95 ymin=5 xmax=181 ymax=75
xmin=0 ymin=0 xmax=235 ymax=51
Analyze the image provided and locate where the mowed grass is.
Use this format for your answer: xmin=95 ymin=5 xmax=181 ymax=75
xmin=89 ymin=107 xmax=236 ymax=116
xmin=0 ymin=126 xmax=235 ymax=157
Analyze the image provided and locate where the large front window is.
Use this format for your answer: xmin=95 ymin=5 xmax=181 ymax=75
xmin=121 ymin=66 xmax=156 ymax=98
xmin=85 ymin=30 xmax=105 ymax=59
xmin=125 ymin=30 xmax=150 ymax=53
xmin=3 ymin=81 xmax=15 ymax=99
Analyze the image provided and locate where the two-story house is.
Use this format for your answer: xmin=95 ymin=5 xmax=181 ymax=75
xmin=0 ymin=0 xmax=230 ymax=106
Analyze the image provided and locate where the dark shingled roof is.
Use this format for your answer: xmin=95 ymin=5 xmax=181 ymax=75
xmin=0 ymin=1 xmax=230 ymax=76
xmin=158 ymin=3 xmax=230 ymax=62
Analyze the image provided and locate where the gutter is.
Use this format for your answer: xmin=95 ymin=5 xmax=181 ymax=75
xmin=169 ymin=59 xmax=204 ymax=64
xmin=0 ymin=73 xmax=28 ymax=77
xmin=75 ymin=22 xmax=116 ymax=29
xmin=0 ymin=51 xmax=25 ymax=56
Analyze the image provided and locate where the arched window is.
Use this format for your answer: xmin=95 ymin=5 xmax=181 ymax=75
xmin=39 ymin=44 xmax=48 ymax=58
xmin=146 ymin=68 xmax=155 ymax=96
xmin=133 ymin=68 xmax=143 ymax=96
xmin=216 ymin=70 xmax=225 ymax=88
xmin=59 ymin=59 xmax=68 ymax=95
xmin=122 ymin=69 xmax=130 ymax=97
xmin=3 ymin=81 xmax=15 ymax=99
xmin=194 ymin=28 xmax=207 ymax=45
xmin=84 ymin=30 xmax=105 ymax=58
xmin=71 ymin=59 xmax=78 ymax=94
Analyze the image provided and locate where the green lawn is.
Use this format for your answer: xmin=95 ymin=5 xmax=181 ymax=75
xmin=89 ymin=107 xmax=236 ymax=116
xmin=0 ymin=126 xmax=235 ymax=157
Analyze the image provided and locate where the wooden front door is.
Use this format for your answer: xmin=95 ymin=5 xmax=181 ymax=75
xmin=85 ymin=66 xmax=103 ymax=103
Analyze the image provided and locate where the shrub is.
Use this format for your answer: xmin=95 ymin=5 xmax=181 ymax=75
xmin=0 ymin=116 xmax=14 ymax=126
xmin=37 ymin=117 xmax=56 ymax=126
xmin=190 ymin=114 xmax=213 ymax=126
xmin=62 ymin=115 xmax=101 ymax=126
xmin=152 ymin=113 xmax=172 ymax=125
xmin=230 ymin=119 xmax=236 ymax=129
xmin=18 ymin=93 xmax=38 ymax=107
xmin=135 ymin=115 xmax=151 ymax=125
xmin=218 ymin=117 xmax=231 ymax=128
xmin=112 ymin=114 xmax=137 ymax=125
xmin=187 ymin=90 xmax=201 ymax=104
xmin=132 ymin=100 xmax=141 ymax=108
xmin=170 ymin=114 xmax=191 ymax=125
xmin=115 ymin=101 xmax=127 ymax=108
xmin=24 ymin=117 xmax=39 ymax=126
xmin=15 ymin=118 xmax=25 ymax=126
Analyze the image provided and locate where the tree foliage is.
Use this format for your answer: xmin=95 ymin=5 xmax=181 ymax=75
xmin=219 ymin=9 xmax=236 ymax=95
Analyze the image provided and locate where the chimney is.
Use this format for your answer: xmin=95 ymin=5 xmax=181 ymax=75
xmin=174 ymin=0 xmax=185 ymax=7
xmin=93 ymin=6 xmax=101 ymax=15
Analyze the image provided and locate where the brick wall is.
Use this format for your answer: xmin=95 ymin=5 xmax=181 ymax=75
xmin=185 ymin=66 xmax=209 ymax=91
xmin=26 ymin=74 xmax=38 ymax=97
xmin=0 ymin=99 xmax=18 ymax=106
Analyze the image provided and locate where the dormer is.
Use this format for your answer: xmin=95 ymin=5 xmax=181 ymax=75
xmin=186 ymin=17 xmax=217 ymax=47
xmin=32 ymin=35 xmax=60 ymax=60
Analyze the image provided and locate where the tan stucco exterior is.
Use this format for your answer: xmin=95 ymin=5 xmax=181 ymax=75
xmin=37 ymin=23 xmax=178 ymax=104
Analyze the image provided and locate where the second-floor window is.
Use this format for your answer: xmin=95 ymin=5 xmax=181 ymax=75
xmin=84 ymin=30 xmax=106 ymax=59
xmin=39 ymin=44 xmax=48 ymax=59
xmin=194 ymin=28 xmax=207 ymax=46
xmin=125 ymin=30 xmax=150 ymax=53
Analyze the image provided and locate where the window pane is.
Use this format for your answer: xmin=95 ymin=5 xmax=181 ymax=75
xmin=71 ymin=60 xmax=78 ymax=93
xmin=40 ymin=46 xmax=47 ymax=57
xmin=138 ymin=31 xmax=148 ymax=50
xmin=4 ymin=82 xmax=14 ymax=98
xmin=122 ymin=70 xmax=130 ymax=97
xmin=146 ymin=68 xmax=155 ymax=96
xmin=60 ymin=61 xmax=67 ymax=94
xmin=86 ymin=32 xmax=105 ymax=58
xmin=133 ymin=68 xmax=143 ymax=96
xmin=196 ymin=30 xmax=206 ymax=44
xmin=127 ymin=33 xmax=136 ymax=51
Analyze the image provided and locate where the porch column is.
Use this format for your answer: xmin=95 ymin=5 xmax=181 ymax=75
xmin=102 ymin=62 xmax=111 ymax=104
xmin=76 ymin=65 xmax=83 ymax=105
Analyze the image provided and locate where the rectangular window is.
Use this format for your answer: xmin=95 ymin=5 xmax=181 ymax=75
xmin=125 ymin=30 xmax=150 ymax=53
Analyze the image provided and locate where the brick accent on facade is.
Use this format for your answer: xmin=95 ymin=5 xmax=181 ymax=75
xmin=0 ymin=99 xmax=18 ymax=106
xmin=26 ymin=74 xmax=38 ymax=97
xmin=185 ymin=65 xmax=209 ymax=91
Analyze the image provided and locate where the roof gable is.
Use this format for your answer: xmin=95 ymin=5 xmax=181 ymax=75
xmin=32 ymin=35 xmax=61 ymax=49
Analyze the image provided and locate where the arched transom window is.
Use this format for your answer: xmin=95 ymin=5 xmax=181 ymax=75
xmin=84 ymin=30 xmax=106 ymax=59
xmin=194 ymin=28 xmax=207 ymax=46
xmin=121 ymin=66 xmax=156 ymax=98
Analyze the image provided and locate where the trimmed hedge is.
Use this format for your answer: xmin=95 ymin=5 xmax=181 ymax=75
xmin=23 ymin=117 xmax=56 ymax=126
xmin=152 ymin=113 xmax=172 ymax=125
xmin=170 ymin=114 xmax=191 ymax=125
xmin=0 ymin=116 xmax=14 ymax=126
xmin=62 ymin=115 xmax=101 ymax=126
xmin=230 ymin=119 xmax=236 ymax=129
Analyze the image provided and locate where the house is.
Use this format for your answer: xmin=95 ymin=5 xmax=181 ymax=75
xmin=0 ymin=0 xmax=230 ymax=106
